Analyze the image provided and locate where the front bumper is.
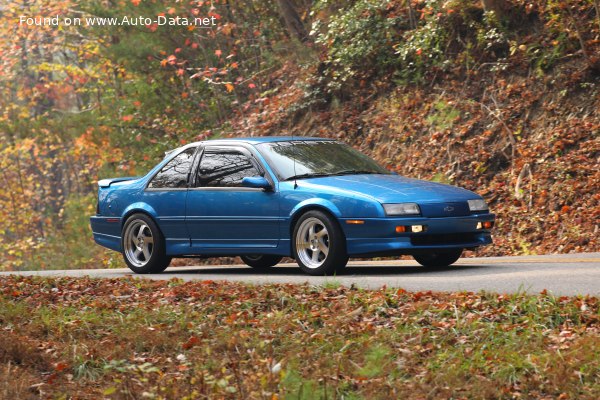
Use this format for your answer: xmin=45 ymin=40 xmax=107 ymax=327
xmin=341 ymin=213 xmax=495 ymax=256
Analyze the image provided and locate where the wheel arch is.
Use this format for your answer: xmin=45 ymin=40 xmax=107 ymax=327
xmin=288 ymin=201 xmax=344 ymax=240
xmin=288 ymin=201 xmax=350 ymax=275
xmin=121 ymin=203 xmax=160 ymax=232
xmin=120 ymin=205 xmax=172 ymax=274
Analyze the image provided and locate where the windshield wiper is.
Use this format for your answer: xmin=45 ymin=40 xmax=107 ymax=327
xmin=284 ymin=172 xmax=332 ymax=181
xmin=284 ymin=170 xmax=380 ymax=181
xmin=331 ymin=169 xmax=379 ymax=176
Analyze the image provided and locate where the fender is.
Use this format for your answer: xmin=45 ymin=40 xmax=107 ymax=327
xmin=289 ymin=198 xmax=342 ymax=219
xmin=121 ymin=202 xmax=159 ymax=223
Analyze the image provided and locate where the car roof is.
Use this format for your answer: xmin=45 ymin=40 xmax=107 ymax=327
xmin=166 ymin=136 xmax=334 ymax=157
xmin=200 ymin=136 xmax=332 ymax=145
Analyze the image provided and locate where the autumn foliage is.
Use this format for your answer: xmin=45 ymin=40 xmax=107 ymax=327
xmin=1 ymin=0 xmax=599 ymax=270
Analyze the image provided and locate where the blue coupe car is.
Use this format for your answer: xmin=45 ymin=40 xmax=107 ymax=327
xmin=90 ymin=137 xmax=494 ymax=275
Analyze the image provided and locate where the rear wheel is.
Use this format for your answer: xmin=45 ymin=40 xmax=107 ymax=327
xmin=241 ymin=254 xmax=283 ymax=269
xmin=292 ymin=210 xmax=348 ymax=276
xmin=122 ymin=213 xmax=171 ymax=274
xmin=413 ymin=249 xmax=462 ymax=267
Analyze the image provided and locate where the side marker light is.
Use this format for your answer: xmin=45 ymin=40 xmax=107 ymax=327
xmin=346 ymin=220 xmax=365 ymax=225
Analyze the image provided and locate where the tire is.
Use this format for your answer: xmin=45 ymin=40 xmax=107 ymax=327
xmin=413 ymin=249 xmax=463 ymax=268
xmin=292 ymin=210 xmax=348 ymax=276
xmin=121 ymin=213 xmax=171 ymax=274
xmin=241 ymin=254 xmax=283 ymax=269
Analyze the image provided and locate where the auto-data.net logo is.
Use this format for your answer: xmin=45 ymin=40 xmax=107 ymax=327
xmin=18 ymin=14 xmax=219 ymax=29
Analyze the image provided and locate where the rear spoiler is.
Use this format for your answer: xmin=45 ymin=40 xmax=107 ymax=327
xmin=98 ymin=177 xmax=139 ymax=188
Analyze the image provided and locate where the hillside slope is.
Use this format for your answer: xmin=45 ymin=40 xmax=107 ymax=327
xmin=225 ymin=2 xmax=600 ymax=257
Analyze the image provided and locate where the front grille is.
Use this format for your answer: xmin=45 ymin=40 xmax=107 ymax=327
xmin=411 ymin=233 xmax=479 ymax=246
xmin=419 ymin=202 xmax=470 ymax=218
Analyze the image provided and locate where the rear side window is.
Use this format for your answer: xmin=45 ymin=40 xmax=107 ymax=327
xmin=148 ymin=147 xmax=196 ymax=189
xmin=196 ymin=150 xmax=260 ymax=187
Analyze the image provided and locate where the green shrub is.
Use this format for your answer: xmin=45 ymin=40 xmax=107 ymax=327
xmin=394 ymin=0 xmax=509 ymax=84
xmin=312 ymin=0 xmax=406 ymax=94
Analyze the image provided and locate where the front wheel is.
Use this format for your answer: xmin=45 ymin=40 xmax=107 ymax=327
xmin=241 ymin=254 xmax=283 ymax=269
xmin=122 ymin=213 xmax=171 ymax=274
xmin=292 ymin=210 xmax=348 ymax=276
xmin=413 ymin=249 xmax=463 ymax=268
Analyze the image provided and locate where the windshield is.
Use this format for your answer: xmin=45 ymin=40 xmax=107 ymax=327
xmin=256 ymin=140 xmax=390 ymax=181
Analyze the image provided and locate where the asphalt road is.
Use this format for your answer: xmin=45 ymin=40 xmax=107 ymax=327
xmin=2 ymin=253 xmax=599 ymax=296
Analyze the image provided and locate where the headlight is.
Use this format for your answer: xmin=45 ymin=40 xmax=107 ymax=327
xmin=383 ymin=203 xmax=421 ymax=216
xmin=468 ymin=199 xmax=489 ymax=212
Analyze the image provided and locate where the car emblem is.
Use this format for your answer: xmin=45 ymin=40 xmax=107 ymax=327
xmin=444 ymin=206 xmax=455 ymax=212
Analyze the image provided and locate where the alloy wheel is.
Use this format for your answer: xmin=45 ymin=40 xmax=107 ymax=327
xmin=124 ymin=220 xmax=154 ymax=268
xmin=295 ymin=217 xmax=330 ymax=269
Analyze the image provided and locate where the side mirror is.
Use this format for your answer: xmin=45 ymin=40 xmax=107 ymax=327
xmin=241 ymin=176 xmax=272 ymax=190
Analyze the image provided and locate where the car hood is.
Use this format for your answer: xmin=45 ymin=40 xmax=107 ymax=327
xmin=297 ymin=174 xmax=480 ymax=203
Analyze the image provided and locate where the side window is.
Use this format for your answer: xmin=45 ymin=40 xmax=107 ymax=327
xmin=196 ymin=150 xmax=260 ymax=187
xmin=148 ymin=147 xmax=196 ymax=189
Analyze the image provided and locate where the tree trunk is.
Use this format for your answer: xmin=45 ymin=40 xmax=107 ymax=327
xmin=276 ymin=0 xmax=309 ymax=43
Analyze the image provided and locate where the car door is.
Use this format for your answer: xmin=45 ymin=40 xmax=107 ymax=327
xmin=186 ymin=145 xmax=280 ymax=251
xmin=142 ymin=146 xmax=197 ymax=254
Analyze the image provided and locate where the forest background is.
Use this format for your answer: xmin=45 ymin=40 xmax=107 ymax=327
xmin=1 ymin=0 xmax=598 ymax=271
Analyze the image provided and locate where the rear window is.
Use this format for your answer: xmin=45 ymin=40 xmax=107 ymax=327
xmin=148 ymin=147 xmax=196 ymax=189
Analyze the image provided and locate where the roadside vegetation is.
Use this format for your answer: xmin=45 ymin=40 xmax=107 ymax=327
xmin=1 ymin=0 xmax=599 ymax=271
xmin=1 ymin=276 xmax=599 ymax=398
